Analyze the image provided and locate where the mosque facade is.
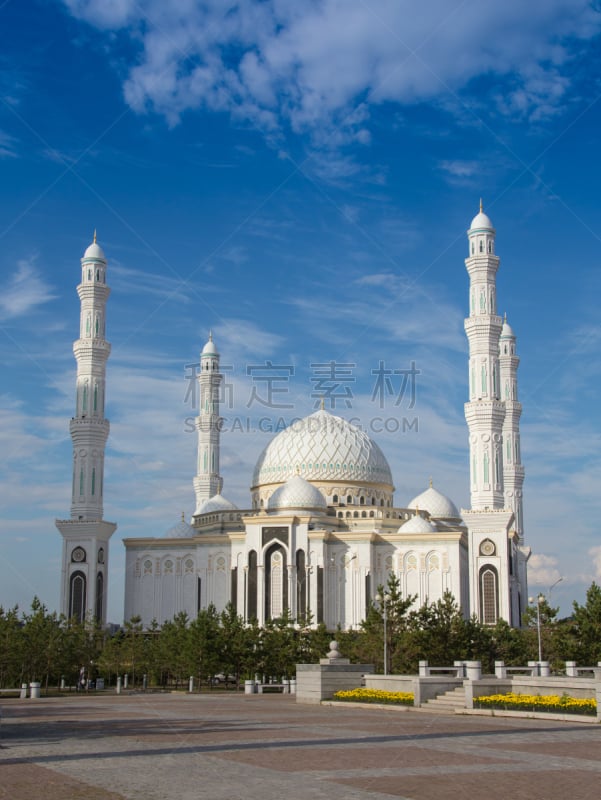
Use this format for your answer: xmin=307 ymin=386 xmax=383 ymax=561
xmin=58 ymin=207 xmax=530 ymax=629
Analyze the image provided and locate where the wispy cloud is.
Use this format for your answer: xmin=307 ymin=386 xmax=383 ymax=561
xmin=64 ymin=0 xmax=601 ymax=149
xmin=0 ymin=258 xmax=57 ymax=320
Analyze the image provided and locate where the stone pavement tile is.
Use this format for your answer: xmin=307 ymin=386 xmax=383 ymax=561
xmin=216 ymin=744 xmax=513 ymax=772
xmin=332 ymin=770 xmax=601 ymax=800
xmin=0 ymin=763 xmax=126 ymax=800
xmin=481 ymin=740 xmax=601 ymax=760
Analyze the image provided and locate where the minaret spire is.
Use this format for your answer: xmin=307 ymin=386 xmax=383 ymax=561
xmin=193 ymin=332 xmax=223 ymax=514
xmin=56 ymin=235 xmax=116 ymax=625
xmin=464 ymin=202 xmax=505 ymax=509
xmin=499 ymin=317 xmax=525 ymax=539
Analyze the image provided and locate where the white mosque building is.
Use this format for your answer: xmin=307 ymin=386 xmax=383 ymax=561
xmin=57 ymin=206 xmax=530 ymax=630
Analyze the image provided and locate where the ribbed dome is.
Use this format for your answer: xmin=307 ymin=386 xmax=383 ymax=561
xmin=165 ymin=517 xmax=195 ymax=538
xmin=196 ymin=494 xmax=237 ymax=514
xmin=252 ymin=409 xmax=393 ymax=489
xmin=501 ymin=320 xmax=515 ymax=338
xmin=268 ymin=474 xmax=327 ymax=511
xmin=398 ymin=514 xmax=436 ymax=533
xmin=408 ymin=484 xmax=460 ymax=519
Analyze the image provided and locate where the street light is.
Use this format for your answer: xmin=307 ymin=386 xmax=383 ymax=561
xmin=528 ymin=593 xmax=544 ymax=662
xmin=375 ymin=592 xmax=391 ymax=675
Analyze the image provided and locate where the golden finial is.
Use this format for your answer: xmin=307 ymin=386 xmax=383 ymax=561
xmin=93 ymin=229 xmax=97 ymax=244
xmin=415 ymin=504 xmax=419 ymax=516
xmin=504 ymin=311 xmax=507 ymax=323
xmin=479 ymin=198 xmax=483 ymax=213
xmin=320 ymin=397 xmax=325 ymax=411
xmin=429 ymin=476 xmax=433 ymax=488
xmin=208 ymin=329 xmax=213 ymax=341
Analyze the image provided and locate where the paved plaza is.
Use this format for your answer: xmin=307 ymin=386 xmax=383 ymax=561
xmin=1 ymin=692 xmax=600 ymax=799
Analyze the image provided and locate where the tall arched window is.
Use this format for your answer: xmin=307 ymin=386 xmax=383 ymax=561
xmin=69 ymin=571 xmax=87 ymax=623
xmin=95 ymin=572 xmax=104 ymax=623
xmin=483 ymin=452 xmax=489 ymax=484
xmin=93 ymin=384 xmax=98 ymax=412
xmin=480 ymin=566 xmax=498 ymax=624
xmin=247 ymin=550 xmax=258 ymax=621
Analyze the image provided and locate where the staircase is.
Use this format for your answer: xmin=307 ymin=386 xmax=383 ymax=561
xmin=419 ymin=685 xmax=466 ymax=713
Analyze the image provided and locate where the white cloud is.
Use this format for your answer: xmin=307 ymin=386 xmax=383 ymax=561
xmin=527 ymin=553 xmax=562 ymax=589
xmin=0 ymin=130 xmax=17 ymax=158
xmin=0 ymin=259 xmax=57 ymax=320
xmin=63 ymin=0 xmax=601 ymax=148
xmin=588 ymin=546 xmax=601 ymax=582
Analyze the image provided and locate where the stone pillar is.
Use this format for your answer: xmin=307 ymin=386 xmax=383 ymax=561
xmin=296 ymin=640 xmax=373 ymax=705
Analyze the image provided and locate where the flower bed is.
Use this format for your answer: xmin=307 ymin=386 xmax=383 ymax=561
xmin=474 ymin=692 xmax=597 ymax=716
xmin=333 ymin=688 xmax=414 ymax=706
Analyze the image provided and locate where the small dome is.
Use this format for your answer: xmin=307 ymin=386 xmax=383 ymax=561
xmin=268 ymin=474 xmax=327 ymax=511
xmin=83 ymin=233 xmax=106 ymax=261
xmin=469 ymin=201 xmax=494 ymax=232
xmin=398 ymin=514 xmax=436 ymax=534
xmin=201 ymin=332 xmax=218 ymax=356
xmin=408 ymin=484 xmax=460 ymax=519
xmin=501 ymin=320 xmax=515 ymax=339
xmin=196 ymin=493 xmax=237 ymax=514
xmin=165 ymin=517 xmax=195 ymax=538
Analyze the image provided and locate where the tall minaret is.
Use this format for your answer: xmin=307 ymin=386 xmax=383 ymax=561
xmin=193 ymin=333 xmax=223 ymax=514
xmin=464 ymin=202 xmax=505 ymax=509
xmin=499 ymin=316 xmax=525 ymax=539
xmin=56 ymin=234 xmax=117 ymax=625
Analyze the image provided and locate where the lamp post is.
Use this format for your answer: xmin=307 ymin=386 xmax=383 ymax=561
xmin=528 ymin=593 xmax=544 ymax=662
xmin=375 ymin=592 xmax=391 ymax=675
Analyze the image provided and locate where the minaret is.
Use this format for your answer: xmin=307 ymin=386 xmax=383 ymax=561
xmin=56 ymin=234 xmax=117 ymax=625
xmin=464 ymin=202 xmax=505 ymax=509
xmin=193 ymin=333 xmax=223 ymax=514
xmin=499 ymin=316 xmax=525 ymax=539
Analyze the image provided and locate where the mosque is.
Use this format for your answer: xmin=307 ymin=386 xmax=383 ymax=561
xmin=56 ymin=206 xmax=530 ymax=630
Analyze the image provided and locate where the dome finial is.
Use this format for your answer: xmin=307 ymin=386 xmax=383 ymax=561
xmin=415 ymin=504 xmax=419 ymax=516
xmin=429 ymin=476 xmax=433 ymax=488
xmin=181 ymin=510 xmax=185 ymax=522
xmin=93 ymin=229 xmax=97 ymax=244
xmin=209 ymin=329 xmax=213 ymax=341
xmin=504 ymin=311 xmax=507 ymax=323
xmin=320 ymin=397 xmax=325 ymax=411
xmin=479 ymin=198 xmax=483 ymax=213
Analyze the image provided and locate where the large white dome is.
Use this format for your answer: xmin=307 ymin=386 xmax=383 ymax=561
xmin=196 ymin=494 xmax=238 ymax=514
xmin=252 ymin=409 xmax=393 ymax=489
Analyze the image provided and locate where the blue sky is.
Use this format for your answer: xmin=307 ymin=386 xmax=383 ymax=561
xmin=1 ymin=0 xmax=600 ymax=622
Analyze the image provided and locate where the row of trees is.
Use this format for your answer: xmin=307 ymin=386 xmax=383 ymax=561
xmin=2 ymin=581 xmax=601 ymax=690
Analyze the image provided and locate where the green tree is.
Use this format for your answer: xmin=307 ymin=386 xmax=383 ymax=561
xmin=571 ymin=582 xmax=601 ymax=664
xmin=404 ymin=592 xmax=469 ymax=670
xmin=350 ymin=574 xmax=416 ymax=672
xmin=189 ymin=606 xmax=221 ymax=688
xmin=0 ymin=605 xmax=24 ymax=688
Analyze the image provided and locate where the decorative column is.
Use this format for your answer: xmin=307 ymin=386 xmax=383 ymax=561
xmin=56 ymin=234 xmax=117 ymax=625
xmin=193 ymin=333 xmax=223 ymax=513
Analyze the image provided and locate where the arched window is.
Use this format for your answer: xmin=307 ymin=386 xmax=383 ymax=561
xmin=69 ymin=571 xmax=86 ymax=623
xmin=360 ymin=496 xmax=365 ymax=505
xmin=86 ymin=316 xmax=90 ymax=335
xmin=483 ymin=452 xmax=490 ymax=484
xmin=79 ymin=468 xmax=84 ymax=496
xmin=91 ymin=467 xmax=96 ymax=496
xmin=332 ymin=494 xmax=338 ymax=504
xmin=95 ymin=572 xmax=104 ymax=623
xmin=479 ymin=239 xmax=483 ymax=253
xmin=480 ymin=566 xmax=499 ymax=624
xmin=247 ymin=550 xmax=257 ymax=621
xmin=95 ymin=317 xmax=99 ymax=335
xmin=481 ymin=364 xmax=487 ymax=394
xmin=488 ymin=240 xmax=492 ymax=253
xmin=347 ymin=495 xmax=352 ymax=504
xmin=82 ymin=383 xmax=88 ymax=411
xmin=93 ymin=384 xmax=98 ymax=412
